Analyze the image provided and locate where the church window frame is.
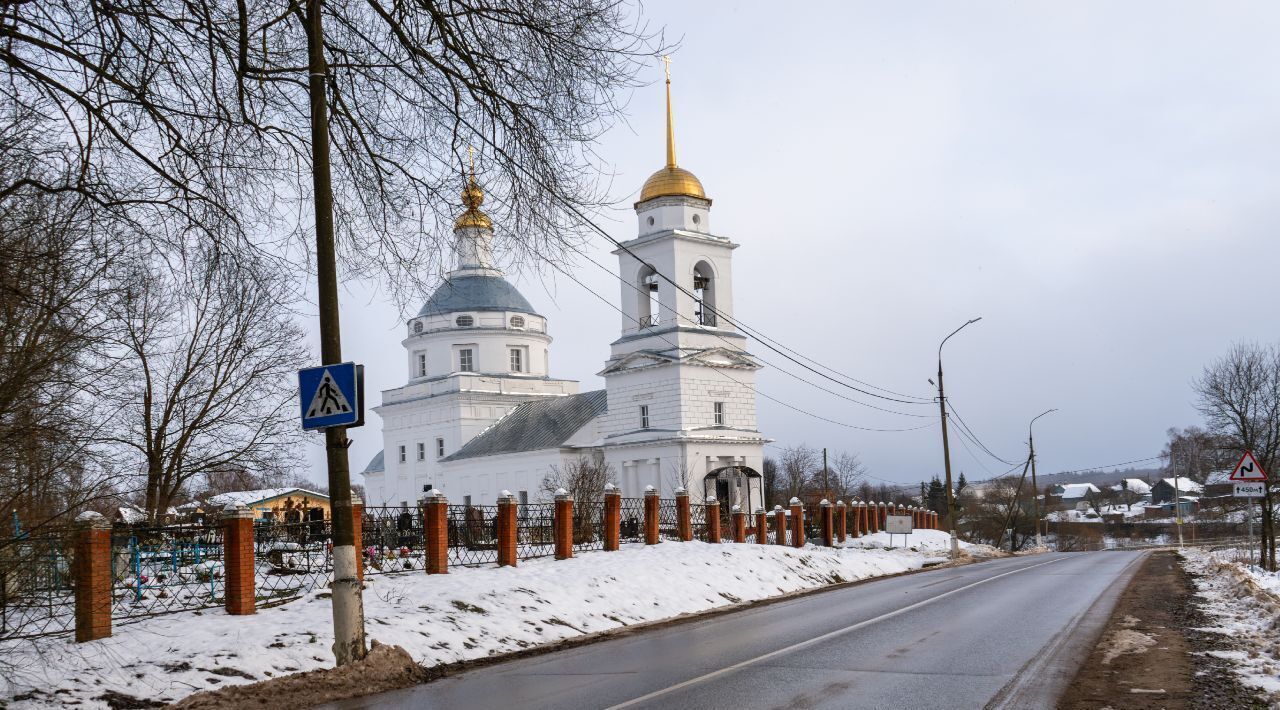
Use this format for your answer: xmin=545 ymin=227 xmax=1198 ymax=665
xmin=436 ymin=437 xmax=445 ymax=458
xmin=714 ymin=401 xmax=725 ymax=426
xmin=416 ymin=442 xmax=425 ymax=461
xmin=458 ymin=348 xmax=474 ymax=372
xmin=640 ymin=405 xmax=650 ymax=430
xmin=416 ymin=352 xmax=427 ymax=377
xmin=455 ymin=314 xmax=474 ymax=327
xmin=413 ymin=320 xmax=424 ymax=334
xmin=637 ymin=265 xmax=660 ymax=328
xmin=692 ymin=260 xmax=717 ymax=327
xmin=397 ymin=445 xmax=406 ymax=464
xmin=510 ymin=315 xmax=525 ymax=329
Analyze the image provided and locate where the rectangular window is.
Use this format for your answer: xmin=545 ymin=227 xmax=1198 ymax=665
xmin=397 ymin=445 xmax=406 ymax=463
xmin=509 ymin=347 xmax=523 ymax=373
xmin=459 ymin=348 xmax=474 ymax=372
xmin=464 ymin=495 xmax=472 ymax=507
xmin=640 ymin=405 xmax=650 ymax=429
xmin=417 ymin=353 xmax=427 ymax=377
xmin=518 ymin=490 xmax=529 ymax=506
xmin=436 ymin=437 xmax=445 ymax=458
xmin=714 ymin=401 xmax=725 ymax=426
xmin=416 ymin=442 xmax=425 ymax=461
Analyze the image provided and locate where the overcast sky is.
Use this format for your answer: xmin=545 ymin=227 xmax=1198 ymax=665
xmin=301 ymin=1 xmax=1280 ymax=489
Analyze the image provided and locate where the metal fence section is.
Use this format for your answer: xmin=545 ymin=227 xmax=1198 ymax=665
xmin=516 ymin=503 xmax=555 ymax=560
xmin=110 ymin=523 xmax=226 ymax=621
xmin=572 ymin=500 xmax=606 ymax=554
xmin=690 ymin=503 xmax=708 ymax=542
xmin=448 ymin=505 xmax=499 ymax=566
xmin=0 ymin=529 xmax=77 ymax=640
xmin=619 ymin=498 xmax=645 ymax=543
xmin=253 ymin=520 xmax=333 ymax=606
xmin=362 ymin=507 xmax=425 ymax=575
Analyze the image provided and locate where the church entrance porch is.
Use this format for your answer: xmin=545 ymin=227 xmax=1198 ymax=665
xmin=702 ymin=466 xmax=761 ymax=538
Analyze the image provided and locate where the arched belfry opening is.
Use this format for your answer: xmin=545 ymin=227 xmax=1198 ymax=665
xmin=693 ymin=261 xmax=716 ymax=327
xmin=637 ymin=265 xmax=660 ymax=328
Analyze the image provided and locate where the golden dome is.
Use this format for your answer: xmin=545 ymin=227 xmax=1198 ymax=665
xmin=454 ymin=174 xmax=492 ymax=230
xmin=639 ymin=166 xmax=706 ymax=202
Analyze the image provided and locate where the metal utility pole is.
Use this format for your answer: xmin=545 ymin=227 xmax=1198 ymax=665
xmin=305 ymin=0 xmax=366 ymax=665
xmin=1028 ymin=409 xmax=1057 ymax=549
xmin=934 ymin=317 xmax=982 ymax=559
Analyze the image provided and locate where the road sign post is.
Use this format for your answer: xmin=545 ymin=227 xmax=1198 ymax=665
xmin=1229 ymin=452 xmax=1268 ymax=568
xmin=885 ymin=514 xmax=912 ymax=549
xmin=299 ymin=363 xmax=364 ymax=431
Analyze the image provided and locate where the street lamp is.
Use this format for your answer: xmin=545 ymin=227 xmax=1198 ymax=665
xmin=935 ymin=317 xmax=982 ymax=558
xmin=1029 ymin=408 xmax=1057 ymax=549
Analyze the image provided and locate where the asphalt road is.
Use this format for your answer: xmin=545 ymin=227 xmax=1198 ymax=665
xmin=330 ymin=551 xmax=1147 ymax=710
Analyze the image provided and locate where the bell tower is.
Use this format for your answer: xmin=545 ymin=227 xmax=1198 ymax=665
xmin=599 ymin=59 xmax=765 ymax=508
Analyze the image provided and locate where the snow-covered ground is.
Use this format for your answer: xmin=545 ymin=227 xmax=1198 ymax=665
xmin=1 ymin=531 xmax=977 ymax=708
xmin=1181 ymin=548 xmax=1280 ymax=704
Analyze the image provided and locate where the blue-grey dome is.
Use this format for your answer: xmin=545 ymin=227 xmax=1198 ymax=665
xmin=417 ymin=274 xmax=537 ymax=317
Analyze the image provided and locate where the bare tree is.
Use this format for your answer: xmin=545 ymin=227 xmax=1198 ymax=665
xmin=1193 ymin=342 xmax=1280 ymax=571
xmin=1161 ymin=425 xmax=1232 ymax=484
xmin=761 ymin=456 xmax=781 ymax=508
xmin=541 ymin=450 xmax=611 ymax=502
xmin=0 ymin=1 xmax=661 ymax=302
xmin=778 ymin=444 xmax=818 ymax=500
xmin=829 ymin=451 xmax=867 ymax=501
xmin=100 ymin=255 xmax=309 ymax=522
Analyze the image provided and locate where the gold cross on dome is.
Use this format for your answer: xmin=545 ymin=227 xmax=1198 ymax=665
xmin=466 ymin=144 xmax=475 ymax=176
xmin=662 ymin=55 xmax=671 ymax=82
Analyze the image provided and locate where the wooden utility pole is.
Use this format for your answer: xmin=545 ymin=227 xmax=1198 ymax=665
xmin=305 ymin=0 xmax=366 ymax=665
xmin=936 ymin=317 xmax=981 ymax=558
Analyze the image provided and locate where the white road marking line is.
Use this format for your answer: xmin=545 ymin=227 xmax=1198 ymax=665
xmin=605 ymin=556 xmax=1070 ymax=709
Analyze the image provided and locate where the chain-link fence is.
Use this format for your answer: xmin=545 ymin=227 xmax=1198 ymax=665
xmin=0 ymin=528 xmax=77 ymax=640
xmin=111 ymin=523 xmax=226 ymax=621
xmin=253 ymin=520 xmax=333 ymax=606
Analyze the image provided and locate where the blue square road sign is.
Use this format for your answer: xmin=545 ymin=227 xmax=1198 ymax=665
xmin=298 ymin=362 xmax=364 ymax=431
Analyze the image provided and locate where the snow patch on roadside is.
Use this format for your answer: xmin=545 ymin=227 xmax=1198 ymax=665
xmin=1180 ymin=548 xmax=1280 ymax=703
xmin=1 ymin=533 xmax=965 ymax=708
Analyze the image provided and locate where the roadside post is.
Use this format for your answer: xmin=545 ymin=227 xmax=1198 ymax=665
xmin=1229 ymin=451 xmax=1268 ymax=567
xmin=298 ymin=361 xmax=366 ymax=662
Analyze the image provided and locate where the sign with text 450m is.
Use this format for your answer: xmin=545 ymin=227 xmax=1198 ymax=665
xmin=298 ymin=362 xmax=365 ymax=431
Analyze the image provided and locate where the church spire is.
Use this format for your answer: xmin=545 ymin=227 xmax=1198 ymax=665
xmin=453 ymin=146 xmax=496 ymax=272
xmin=663 ymin=55 xmax=676 ymax=168
xmin=454 ymin=146 xmax=493 ymax=231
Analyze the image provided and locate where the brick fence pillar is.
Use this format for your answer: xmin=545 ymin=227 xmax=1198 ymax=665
xmin=352 ymin=496 xmax=364 ymax=583
xmin=933 ymin=511 xmax=940 ymax=530
xmin=644 ymin=486 xmax=660 ymax=545
xmin=879 ymin=502 xmax=888 ymax=530
xmin=755 ymin=508 xmax=768 ymax=544
xmin=773 ymin=505 xmax=787 ymax=546
xmin=74 ymin=512 xmax=112 ymax=642
xmin=554 ymin=490 xmax=574 ymax=560
xmin=424 ymin=492 xmax=448 ymax=575
xmin=675 ymin=488 xmax=692 ymax=542
xmin=820 ymin=499 xmax=834 ymax=547
xmin=868 ymin=502 xmax=879 ymax=534
xmin=836 ymin=501 xmax=847 ymax=543
xmin=222 ymin=504 xmax=256 ymax=616
xmin=497 ymin=491 xmax=517 ymax=567
xmin=604 ymin=485 xmax=621 ymax=552
xmin=790 ymin=497 xmax=805 ymax=548
xmin=705 ymin=498 xmax=721 ymax=543
xmin=732 ymin=506 xmax=746 ymax=543
xmin=852 ymin=501 xmax=862 ymax=536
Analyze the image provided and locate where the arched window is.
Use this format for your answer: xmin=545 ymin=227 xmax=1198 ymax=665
xmin=637 ymin=265 xmax=660 ymax=328
xmin=693 ymin=261 xmax=716 ymax=327
xmin=455 ymin=315 xmax=474 ymax=327
xmin=510 ymin=315 xmax=525 ymax=329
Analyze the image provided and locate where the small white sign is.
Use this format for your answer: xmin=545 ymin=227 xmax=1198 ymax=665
xmin=1234 ymin=482 xmax=1266 ymax=498
xmin=885 ymin=515 xmax=913 ymax=534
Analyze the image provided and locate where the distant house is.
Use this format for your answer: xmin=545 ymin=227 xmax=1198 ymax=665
xmin=1203 ymin=470 xmax=1234 ymax=499
xmin=1150 ymin=478 xmax=1203 ymax=505
xmin=1049 ymin=483 xmax=1101 ymax=510
xmin=1110 ymin=478 xmax=1152 ymax=497
xmin=207 ymin=487 xmax=331 ymax=523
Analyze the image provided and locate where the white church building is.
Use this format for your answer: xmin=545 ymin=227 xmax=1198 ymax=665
xmin=361 ymin=72 xmax=766 ymax=511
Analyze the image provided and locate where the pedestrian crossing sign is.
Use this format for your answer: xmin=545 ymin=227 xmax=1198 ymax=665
xmin=298 ymin=362 xmax=364 ymax=431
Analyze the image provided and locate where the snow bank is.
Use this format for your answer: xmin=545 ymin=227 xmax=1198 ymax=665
xmin=1181 ymin=548 xmax=1280 ymax=703
xmin=1 ymin=532 xmax=964 ymax=708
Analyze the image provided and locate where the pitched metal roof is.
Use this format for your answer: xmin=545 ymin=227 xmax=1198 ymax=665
xmin=442 ymin=390 xmax=607 ymax=462
xmin=418 ymin=274 xmax=537 ymax=317
xmin=361 ymin=449 xmax=385 ymax=474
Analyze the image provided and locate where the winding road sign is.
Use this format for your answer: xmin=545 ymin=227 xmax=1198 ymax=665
xmin=1229 ymin=451 xmax=1268 ymax=482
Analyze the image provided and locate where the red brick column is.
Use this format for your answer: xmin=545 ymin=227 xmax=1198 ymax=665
xmin=836 ymin=501 xmax=848 ymax=542
xmin=879 ymin=502 xmax=888 ymax=530
xmin=732 ymin=506 xmax=746 ymax=543
xmin=644 ymin=487 xmax=660 ymax=545
xmin=868 ymin=502 xmax=879 ymax=533
xmin=676 ymin=489 xmax=692 ymax=542
xmin=424 ymin=492 xmax=448 ymax=575
xmin=74 ymin=512 xmax=112 ymax=642
xmin=755 ymin=508 xmax=769 ymax=544
xmin=705 ymin=498 xmax=721 ymax=543
xmin=223 ymin=505 xmax=256 ymax=616
xmin=934 ymin=511 xmax=940 ymax=530
xmin=604 ymin=486 xmax=621 ymax=552
xmin=862 ymin=502 xmax=872 ymax=535
xmin=774 ymin=506 xmax=788 ymax=546
xmin=554 ymin=490 xmax=574 ymax=560
xmin=352 ymin=496 xmax=364 ymax=583
xmin=790 ymin=497 xmax=805 ymax=548
xmin=497 ymin=492 xmax=517 ymax=567
xmin=820 ymin=500 xmax=834 ymax=547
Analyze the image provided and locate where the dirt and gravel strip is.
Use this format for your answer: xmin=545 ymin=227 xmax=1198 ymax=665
xmin=1059 ymin=550 xmax=1268 ymax=709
